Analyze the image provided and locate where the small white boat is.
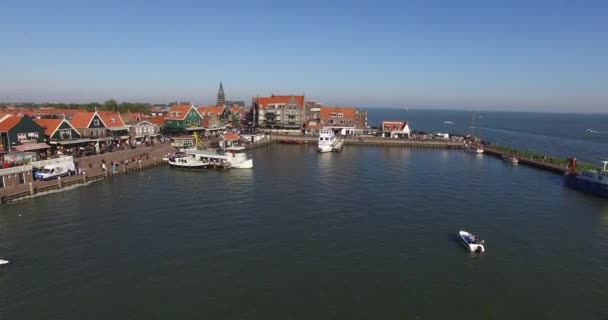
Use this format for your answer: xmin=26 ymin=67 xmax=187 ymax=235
xmin=167 ymin=152 xmax=210 ymax=169
xmin=444 ymin=121 xmax=454 ymax=124
xmin=464 ymin=143 xmax=484 ymax=154
xmin=0 ymin=259 xmax=9 ymax=265
xmin=501 ymin=154 xmax=519 ymax=164
xmin=459 ymin=230 xmax=485 ymax=253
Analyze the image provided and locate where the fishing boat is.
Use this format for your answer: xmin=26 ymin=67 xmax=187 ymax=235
xmin=565 ymin=159 xmax=608 ymax=198
xmin=459 ymin=230 xmax=485 ymax=253
xmin=502 ymin=154 xmax=518 ymax=164
xmin=0 ymin=259 xmax=9 ymax=265
xmin=167 ymin=152 xmax=210 ymax=169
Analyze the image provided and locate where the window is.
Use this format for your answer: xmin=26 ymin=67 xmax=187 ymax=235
xmin=59 ymin=129 xmax=72 ymax=140
xmin=338 ymin=113 xmax=344 ymax=117
xmin=19 ymin=173 xmax=25 ymax=184
xmin=348 ymin=120 xmax=353 ymax=125
xmin=339 ymin=120 xmax=345 ymax=124
xmin=186 ymin=120 xmax=191 ymax=126
xmin=111 ymin=119 xmax=116 ymax=124
xmin=94 ymin=119 xmax=100 ymax=126
xmin=330 ymin=113 xmax=337 ymax=117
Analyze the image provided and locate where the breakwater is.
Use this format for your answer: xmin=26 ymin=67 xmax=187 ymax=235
xmin=270 ymin=135 xmax=464 ymax=149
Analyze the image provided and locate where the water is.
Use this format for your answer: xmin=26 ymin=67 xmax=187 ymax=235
xmin=368 ymin=109 xmax=608 ymax=164
xmin=1 ymin=145 xmax=608 ymax=319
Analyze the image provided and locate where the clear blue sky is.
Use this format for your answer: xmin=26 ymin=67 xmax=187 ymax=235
xmin=1 ymin=0 xmax=607 ymax=112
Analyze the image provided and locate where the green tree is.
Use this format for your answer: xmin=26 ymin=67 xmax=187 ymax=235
xmin=231 ymin=113 xmax=239 ymax=127
xmin=104 ymin=99 xmax=118 ymax=112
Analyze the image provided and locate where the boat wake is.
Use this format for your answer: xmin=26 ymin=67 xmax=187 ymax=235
xmin=444 ymin=121 xmax=454 ymax=124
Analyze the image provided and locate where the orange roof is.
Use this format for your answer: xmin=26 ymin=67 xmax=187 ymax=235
xmin=69 ymin=112 xmax=96 ymax=128
xmin=97 ymin=112 xmax=125 ymax=128
xmin=148 ymin=116 xmax=166 ymax=126
xmin=165 ymin=105 xmax=193 ymax=120
xmin=0 ymin=116 xmax=21 ymax=132
xmin=320 ymin=107 xmax=356 ymax=120
xmin=33 ymin=119 xmax=63 ymax=136
xmin=382 ymin=121 xmax=408 ymax=125
xmin=197 ymin=106 xmax=225 ymax=116
xmin=222 ymin=133 xmax=240 ymax=141
xmin=253 ymin=95 xmax=305 ymax=110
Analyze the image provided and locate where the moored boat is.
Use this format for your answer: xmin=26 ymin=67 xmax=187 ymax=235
xmin=280 ymin=139 xmax=304 ymax=145
xmin=0 ymin=259 xmax=9 ymax=265
xmin=187 ymin=147 xmax=253 ymax=169
xmin=459 ymin=230 xmax=485 ymax=253
xmin=565 ymin=158 xmax=608 ymax=198
xmin=318 ymin=129 xmax=337 ymax=153
xmin=167 ymin=152 xmax=210 ymax=169
xmin=502 ymin=154 xmax=518 ymax=163
xmin=464 ymin=143 xmax=484 ymax=154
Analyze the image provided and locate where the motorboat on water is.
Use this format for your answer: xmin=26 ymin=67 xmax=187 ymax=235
xmin=502 ymin=154 xmax=519 ymax=164
xmin=565 ymin=158 xmax=608 ymax=198
xmin=459 ymin=230 xmax=485 ymax=253
xmin=0 ymin=259 xmax=9 ymax=265
xmin=186 ymin=147 xmax=253 ymax=169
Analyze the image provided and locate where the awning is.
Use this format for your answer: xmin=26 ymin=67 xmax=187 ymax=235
xmin=13 ymin=143 xmax=50 ymax=152
xmin=107 ymin=127 xmax=128 ymax=131
xmin=50 ymin=139 xmax=94 ymax=145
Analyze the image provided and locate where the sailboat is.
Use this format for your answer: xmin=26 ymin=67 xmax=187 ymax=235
xmin=464 ymin=112 xmax=484 ymax=154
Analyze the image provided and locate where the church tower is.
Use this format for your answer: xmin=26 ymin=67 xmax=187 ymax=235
xmin=216 ymin=82 xmax=225 ymax=106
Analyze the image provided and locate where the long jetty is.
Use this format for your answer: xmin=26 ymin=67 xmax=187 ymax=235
xmin=270 ymin=135 xmax=464 ymax=149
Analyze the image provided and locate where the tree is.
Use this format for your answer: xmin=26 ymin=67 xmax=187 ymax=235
xmin=231 ymin=113 xmax=239 ymax=128
xmin=104 ymin=99 xmax=118 ymax=112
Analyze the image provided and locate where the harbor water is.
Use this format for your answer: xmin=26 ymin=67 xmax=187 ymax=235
xmin=1 ymin=145 xmax=607 ymax=319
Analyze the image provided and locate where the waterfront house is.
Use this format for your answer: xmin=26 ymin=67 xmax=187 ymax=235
xmin=252 ymin=95 xmax=305 ymax=129
xmin=150 ymin=105 xmax=170 ymax=117
xmin=319 ymin=107 xmax=357 ymax=135
xmin=125 ymin=120 xmax=161 ymax=144
xmin=69 ymin=111 xmax=107 ymax=140
xmin=381 ymin=121 xmax=411 ymax=138
xmin=163 ymin=105 xmax=204 ymax=135
xmin=197 ymin=106 xmax=229 ymax=125
xmin=98 ymin=112 xmax=128 ymax=141
xmin=0 ymin=116 xmax=49 ymax=155
xmin=33 ymin=118 xmax=82 ymax=145
xmin=354 ymin=109 xmax=368 ymax=133
xmin=219 ymin=133 xmax=240 ymax=149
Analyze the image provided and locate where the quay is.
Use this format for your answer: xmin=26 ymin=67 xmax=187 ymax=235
xmin=0 ymin=143 xmax=174 ymax=205
xmin=268 ymin=135 xmax=464 ymax=149
xmin=483 ymin=146 xmax=567 ymax=175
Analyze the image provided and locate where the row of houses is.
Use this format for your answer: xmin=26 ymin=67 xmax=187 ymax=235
xmin=0 ymin=110 xmax=163 ymax=158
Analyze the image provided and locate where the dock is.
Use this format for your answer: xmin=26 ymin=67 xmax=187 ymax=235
xmin=268 ymin=135 xmax=464 ymax=149
xmin=483 ymin=147 xmax=567 ymax=175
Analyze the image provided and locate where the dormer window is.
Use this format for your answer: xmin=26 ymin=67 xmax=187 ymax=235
xmin=111 ymin=119 xmax=116 ymax=124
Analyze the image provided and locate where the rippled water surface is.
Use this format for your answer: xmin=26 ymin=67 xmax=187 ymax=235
xmin=1 ymin=146 xmax=607 ymax=319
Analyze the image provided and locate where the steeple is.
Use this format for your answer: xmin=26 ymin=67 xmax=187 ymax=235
xmin=216 ymin=82 xmax=225 ymax=106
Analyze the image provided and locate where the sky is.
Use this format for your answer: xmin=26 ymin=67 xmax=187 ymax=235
xmin=0 ymin=0 xmax=607 ymax=112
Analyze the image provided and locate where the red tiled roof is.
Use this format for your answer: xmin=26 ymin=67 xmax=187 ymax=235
xmin=382 ymin=121 xmax=408 ymax=126
xmin=320 ymin=107 xmax=356 ymax=120
xmin=197 ymin=106 xmax=225 ymax=116
xmin=97 ymin=112 xmax=125 ymax=128
xmin=33 ymin=119 xmax=63 ymax=136
xmin=221 ymin=133 xmax=240 ymax=141
xmin=253 ymin=95 xmax=305 ymax=110
xmin=165 ymin=105 xmax=192 ymax=120
xmin=0 ymin=116 xmax=22 ymax=132
xmin=148 ymin=116 xmax=166 ymax=126
xmin=69 ymin=112 xmax=96 ymax=128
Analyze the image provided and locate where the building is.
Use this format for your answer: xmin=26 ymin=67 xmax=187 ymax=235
xmin=381 ymin=121 xmax=411 ymax=138
xmin=68 ymin=111 xmax=129 ymax=143
xmin=33 ymin=118 xmax=82 ymax=145
xmin=355 ymin=109 xmax=368 ymax=131
xmin=150 ymin=105 xmax=170 ymax=117
xmin=252 ymin=95 xmax=305 ymax=129
xmin=217 ymin=82 xmax=225 ymax=107
xmin=219 ymin=133 xmax=240 ymax=149
xmin=0 ymin=116 xmax=49 ymax=155
xmin=318 ymin=107 xmax=357 ymax=135
xmin=125 ymin=120 xmax=161 ymax=143
xmin=197 ymin=106 xmax=229 ymax=125
xmin=163 ymin=105 xmax=204 ymax=135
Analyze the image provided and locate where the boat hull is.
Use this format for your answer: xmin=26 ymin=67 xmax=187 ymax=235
xmin=317 ymin=146 xmax=333 ymax=153
xmin=458 ymin=230 xmax=485 ymax=253
xmin=231 ymin=159 xmax=253 ymax=169
xmin=0 ymin=259 xmax=9 ymax=265
xmin=565 ymin=175 xmax=608 ymax=198
xmin=168 ymin=162 xmax=209 ymax=169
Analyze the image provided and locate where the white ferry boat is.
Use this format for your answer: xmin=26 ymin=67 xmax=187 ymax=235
xmin=186 ymin=147 xmax=253 ymax=169
xmin=464 ymin=143 xmax=484 ymax=154
xmin=318 ymin=130 xmax=337 ymax=153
